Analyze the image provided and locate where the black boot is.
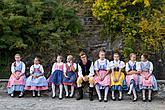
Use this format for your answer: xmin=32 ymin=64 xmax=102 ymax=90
xmin=89 ymin=87 xmax=94 ymax=101
xmin=76 ymin=87 xmax=83 ymax=100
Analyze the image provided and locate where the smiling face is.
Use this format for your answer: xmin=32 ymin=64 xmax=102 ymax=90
xmin=34 ymin=57 xmax=40 ymax=64
xmin=15 ymin=54 xmax=21 ymax=62
xmin=130 ymin=54 xmax=136 ymax=61
xmin=57 ymin=56 xmax=62 ymax=63
xmin=113 ymin=54 xmax=119 ymax=61
xmin=67 ymin=55 xmax=73 ymax=63
xmin=99 ymin=51 xmax=105 ymax=60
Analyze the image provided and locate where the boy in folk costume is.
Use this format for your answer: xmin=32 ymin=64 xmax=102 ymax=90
xmin=76 ymin=51 xmax=94 ymax=101
xmin=110 ymin=53 xmax=125 ymax=101
xmin=25 ymin=57 xmax=48 ymax=97
xmin=125 ymin=53 xmax=140 ymax=102
xmin=63 ymin=55 xmax=77 ymax=98
xmin=49 ymin=55 xmax=66 ymax=99
xmin=139 ymin=54 xmax=158 ymax=102
xmin=7 ymin=54 xmax=26 ymax=97
xmin=94 ymin=49 xmax=110 ymax=102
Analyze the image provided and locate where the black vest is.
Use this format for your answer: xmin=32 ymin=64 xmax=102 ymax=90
xmin=79 ymin=60 xmax=92 ymax=76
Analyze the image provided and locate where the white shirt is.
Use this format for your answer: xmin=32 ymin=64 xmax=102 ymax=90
xmin=30 ymin=64 xmax=44 ymax=74
xmin=140 ymin=61 xmax=153 ymax=73
xmin=109 ymin=60 xmax=125 ymax=69
xmin=66 ymin=63 xmax=77 ymax=71
xmin=94 ymin=59 xmax=110 ymax=71
xmin=78 ymin=62 xmax=94 ymax=77
xmin=125 ymin=60 xmax=140 ymax=72
xmin=51 ymin=62 xmax=66 ymax=74
xmin=11 ymin=61 xmax=25 ymax=73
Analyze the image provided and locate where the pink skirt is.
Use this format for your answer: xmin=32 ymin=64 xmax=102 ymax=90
xmin=94 ymin=70 xmax=110 ymax=86
xmin=24 ymin=86 xmax=48 ymax=91
xmin=7 ymin=72 xmax=25 ymax=87
xmin=140 ymin=72 xmax=153 ymax=87
xmin=126 ymin=74 xmax=139 ymax=86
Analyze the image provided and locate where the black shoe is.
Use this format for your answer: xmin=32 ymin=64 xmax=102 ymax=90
xmin=133 ymin=98 xmax=137 ymax=102
xmin=148 ymin=98 xmax=152 ymax=102
xmin=143 ymin=97 xmax=146 ymax=102
xmin=99 ymin=98 xmax=102 ymax=102
xmin=76 ymin=87 xmax=83 ymax=100
xmin=89 ymin=87 xmax=94 ymax=101
xmin=118 ymin=97 xmax=122 ymax=101
xmin=59 ymin=97 xmax=63 ymax=100
xmin=104 ymin=99 xmax=108 ymax=102
xmin=112 ymin=97 xmax=116 ymax=101
xmin=52 ymin=95 xmax=56 ymax=99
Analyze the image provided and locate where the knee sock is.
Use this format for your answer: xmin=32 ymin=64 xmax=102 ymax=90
xmin=59 ymin=84 xmax=63 ymax=98
xmin=148 ymin=89 xmax=152 ymax=100
xmin=142 ymin=89 xmax=145 ymax=99
xmin=95 ymin=84 xmax=101 ymax=100
xmin=104 ymin=86 xmax=109 ymax=100
xmin=70 ymin=86 xmax=74 ymax=97
xmin=64 ymin=85 xmax=69 ymax=96
xmin=52 ymin=83 xmax=56 ymax=97
xmin=128 ymin=83 xmax=134 ymax=94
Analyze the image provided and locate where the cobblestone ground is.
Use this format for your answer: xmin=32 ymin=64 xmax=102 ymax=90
xmin=0 ymin=89 xmax=165 ymax=110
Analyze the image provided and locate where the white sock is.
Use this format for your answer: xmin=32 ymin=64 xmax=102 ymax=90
xmin=112 ymin=91 xmax=115 ymax=99
xmin=37 ymin=91 xmax=40 ymax=96
xmin=64 ymin=85 xmax=69 ymax=96
xmin=70 ymin=86 xmax=74 ymax=97
xmin=128 ymin=83 xmax=134 ymax=94
xmin=59 ymin=84 xmax=63 ymax=98
xmin=142 ymin=89 xmax=145 ymax=99
xmin=32 ymin=90 xmax=35 ymax=96
xmin=132 ymin=88 xmax=137 ymax=99
xmin=148 ymin=89 xmax=152 ymax=99
xmin=52 ymin=83 xmax=56 ymax=97
xmin=95 ymin=85 xmax=101 ymax=100
xmin=119 ymin=91 xmax=122 ymax=99
xmin=104 ymin=86 xmax=109 ymax=100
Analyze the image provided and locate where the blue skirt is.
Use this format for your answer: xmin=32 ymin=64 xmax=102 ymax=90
xmin=49 ymin=70 xmax=63 ymax=85
xmin=63 ymin=71 xmax=76 ymax=85
xmin=25 ymin=76 xmax=48 ymax=87
xmin=7 ymin=85 xmax=24 ymax=94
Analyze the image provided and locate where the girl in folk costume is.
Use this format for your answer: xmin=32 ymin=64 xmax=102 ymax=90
xmin=25 ymin=57 xmax=48 ymax=97
xmin=7 ymin=54 xmax=26 ymax=97
xmin=49 ymin=55 xmax=66 ymax=99
xmin=63 ymin=55 xmax=77 ymax=98
xmin=94 ymin=49 xmax=110 ymax=102
xmin=125 ymin=53 xmax=140 ymax=102
xmin=139 ymin=54 xmax=158 ymax=102
xmin=110 ymin=53 xmax=125 ymax=101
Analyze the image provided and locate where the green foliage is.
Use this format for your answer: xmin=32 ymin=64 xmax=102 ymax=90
xmin=0 ymin=0 xmax=81 ymax=78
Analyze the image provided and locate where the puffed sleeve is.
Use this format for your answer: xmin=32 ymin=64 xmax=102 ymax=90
xmin=40 ymin=65 xmax=44 ymax=73
xmin=109 ymin=61 xmax=115 ymax=69
xmin=119 ymin=61 xmax=125 ymax=69
xmin=149 ymin=61 xmax=153 ymax=73
xmin=21 ymin=62 xmax=26 ymax=73
xmin=51 ymin=63 xmax=56 ymax=74
xmin=94 ymin=60 xmax=99 ymax=71
xmin=77 ymin=64 xmax=83 ymax=77
xmin=136 ymin=62 xmax=141 ymax=71
xmin=30 ymin=65 xmax=34 ymax=74
xmin=73 ymin=63 xmax=77 ymax=70
xmin=106 ymin=60 xmax=110 ymax=70
xmin=63 ymin=63 xmax=67 ymax=73
xmin=88 ymin=62 xmax=94 ymax=77
xmin=11 ymin=63 xmax=15 ymax=73
xmin=125 ymin=62 xmax=129 ymax=72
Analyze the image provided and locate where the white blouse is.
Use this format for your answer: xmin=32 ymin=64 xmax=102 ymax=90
xmin=109 ymin=60 xmax=125 ymax=69
xmin=11 ymin=61 xmax=25 ymax=73
xmin=30 ymin=64 xmax=44 ymax=74
xmin=125 ymin=60 xmax=140 ymax=72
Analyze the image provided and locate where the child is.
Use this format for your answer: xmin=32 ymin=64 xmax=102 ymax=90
xmin=63 ymin=55 xmax=77 ymax=98
xmin=125 ymin=53 xmax=140 ymax=102
xmin=49 ymin=55 xmax=66 ymax=99
xmin=7 ymin=54 xmax=26 ymax=97
xmin=139 ymin=54 xmax=158 ymax=102
xmin=110 ymin=53 xmax=125 ymax=101
xmin=25 ymin=57 xmax=48 ymax=97
xmin=76 ymin=51 xmax=95 ymax=101
xmin=94 ymin=49 xmax=110 ymax=102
